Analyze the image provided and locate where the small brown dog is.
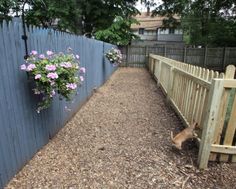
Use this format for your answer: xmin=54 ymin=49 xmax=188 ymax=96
xmin=171 ymin=121 xmax=198 ymax=150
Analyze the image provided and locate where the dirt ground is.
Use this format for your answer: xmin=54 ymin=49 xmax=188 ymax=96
xmin=6 ymin=68 xmax=236 ymax=189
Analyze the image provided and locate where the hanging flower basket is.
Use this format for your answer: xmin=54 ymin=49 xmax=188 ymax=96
xmin=105 ymin=48 xmax=122 ymax=66
xmin=20 ymin=49 xmax=86 ymax=113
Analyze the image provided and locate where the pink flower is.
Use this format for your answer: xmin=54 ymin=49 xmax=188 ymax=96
xmin=60 ymin=62 xmax=72 ymax=68
xmin=46 ymin=50 xmax=53 ymax=56
xmin=80 ymin=76 xmax=84 ymax=82
xmin=20 ymin=64 xmax=27 ymax=70
xmin=35 ymin=74 xmax=41 ymax=79
xmin=39 ymin=54 xmax=45 ymax=59
xmin=66 ymin=83 xmax=77 ymax=90
xmin=31 ymin=50 xmax=38 ymax=55
xmin=33 ymin=88 xmax=41 ymax=95
xmin=47 ymin=72 xmax=58 ymax=79
xmin=50 ymin=81 xmax=55 ymax=86
xmin=76 ymin=54 xmax=80 ymax=59
xmin=27 ymin=64 xmax=36 ymax=71
xmin=50 ymin=90 xmax=56 ymax=97
xmin=45 ymin=64 xmax=57 ymax=71
xmin=80 ymin=67 xmax=86 ymax=73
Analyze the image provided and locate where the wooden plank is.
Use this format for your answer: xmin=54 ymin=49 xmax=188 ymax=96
xmin=192 ymin=67 xmax=200 ymax=120
xmin=220 ymin=92 xmax=236 ymax=161
xmin=209 ymin=88 xmax=229 ymax=161
xmin=183 ymin=75 xmax=192 ymax=121
xmin=198 ymin=69 xmax=210 ymax=126
xmin=188 ymin=80 xmax=197 ymax=123
xmin=167 ymin=67 xmax=174 ymax=100
xmin=181 ymin=73 xmax=188 ymax=116
xmin=211 ymin=144 xmax=236 ymax=154
xmin=173 ymin=68 xmax=211 ymax=89
xmin=186 ymin=66 xmax=196 ymax=122
xmin=223 ymin=80 xmax=236 ymax=88
xmin=198 ymin=79 xmax=224 ymax=169
xmin=213 ymin=66 xmax=235 ymax=161
xmin=171 ymin=71 xmax=178 ymax=102
xmin=195 ymin=68 xmax=203 ymax=125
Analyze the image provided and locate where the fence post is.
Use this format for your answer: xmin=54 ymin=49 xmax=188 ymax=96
xmin=145 ymin=46 xmax=149 ymax=67
xmin=198 ymin=79 xmax=224 ymax=169
xmin=126 ymin=46 xmax=129 ymax=67
xmin=164 ymin=45 xmax=167 ymax=57
xmin=183 ymin=47 xmax=187 ymax=63
xmin=203 ymin=47 xmax=207 ymax=67
xmin=222 ymin=47 xmax=227 ymax=71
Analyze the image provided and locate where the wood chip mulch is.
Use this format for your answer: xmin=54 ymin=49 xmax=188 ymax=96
xmin=6 ymin=68 xmax=236 ymax=189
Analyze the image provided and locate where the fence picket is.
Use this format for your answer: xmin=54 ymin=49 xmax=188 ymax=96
xmin=198 ymin=79 xmax=224 ymax=169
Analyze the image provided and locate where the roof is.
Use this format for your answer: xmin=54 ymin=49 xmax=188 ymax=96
xmin=131 ymin=12 xmax=180 ymax=30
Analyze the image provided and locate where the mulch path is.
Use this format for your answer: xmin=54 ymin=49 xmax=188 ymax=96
xmin=6 ymin=68 xmax=236 ymax=189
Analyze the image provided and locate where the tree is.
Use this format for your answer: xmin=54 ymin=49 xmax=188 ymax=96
xmin=0 ymin=0 xmax=17 ymax=21
xmin=25 ymin=0 xmax=81 ymax=34
xmin=152 ymin=0 xmax=236 ymax=46
xmin=95 ymin=16 xmax=139 ymax=45
xmin=0 ymin=0 xmax=141 ymax=42
xmin=77 ymin=0 xmax=139 ymax=35
xmin=140 ymin=0 xmax=156 ymax=13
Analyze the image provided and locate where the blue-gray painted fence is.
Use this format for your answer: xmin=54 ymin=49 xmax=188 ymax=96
xmin=0 ymin=18 xmax=116 ymax=188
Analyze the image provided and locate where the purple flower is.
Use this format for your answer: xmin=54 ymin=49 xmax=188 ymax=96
xmin=80 ymin=76 xmax=84 ymax=82
xmin=80 ymin=67 xmax=86 ymax=73
xmin=46 ymin=50 xmax=53 ymax=56
xmin=27 ymin=64 xmax=36 ymax=71
xmin=31 ymin=50 xmax=38 ymax=55
xmin=60 ymin=62 xmax=72 ymax=68
xmin=47 ymin=72 xmax=58 ymax=79
xmin=39 ymin=54 xmax=45 ymax=59
xmin=35 ymin=74 xmax=41 ymax=80
xmin=66 ymin=83 xmax=77 ymax=90
xmin=20 ymin=64 xmax=27 ymax=70
xmin=45 ymin=64 xmax=57 ymax=71
xmin=76 ymin=54 xmax=80 ymax=59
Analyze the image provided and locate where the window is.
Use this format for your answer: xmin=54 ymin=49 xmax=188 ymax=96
xmin=138 ymin=28 xmax=144 ymax=35
xmin=169 ymin=28 xmax=175 ymax=34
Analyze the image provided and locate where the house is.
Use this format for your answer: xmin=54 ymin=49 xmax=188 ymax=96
xmin=131 ymin=12 xmax=184 ymax=46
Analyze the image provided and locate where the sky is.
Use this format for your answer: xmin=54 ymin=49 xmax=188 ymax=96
xmin=135 ymin=0 xmax=162 ymax=12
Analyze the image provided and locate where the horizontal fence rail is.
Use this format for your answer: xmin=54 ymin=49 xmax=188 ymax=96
xmin=121 ymin=46 xmax=236 ymax=71
xmin=0 ymin=18 xmax=116 ymax=188
xmin=148 ymin=54 xmax=236 ymax=169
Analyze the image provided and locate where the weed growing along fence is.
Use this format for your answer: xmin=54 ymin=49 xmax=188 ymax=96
xmin=121 ymin=46 xmax=236 ymax=71
xmin=148 ymin=54 xmax=236 ymax=169
xmin=0 ymin=18 xmax=116 ymax=188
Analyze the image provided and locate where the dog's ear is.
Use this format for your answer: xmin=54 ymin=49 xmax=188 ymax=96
xmin=191 ymin=119 xmax=199 ymax=128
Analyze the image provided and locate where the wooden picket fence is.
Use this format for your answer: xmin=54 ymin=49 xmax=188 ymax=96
xmin=148 ymin=54 xmax=236 ymax=169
